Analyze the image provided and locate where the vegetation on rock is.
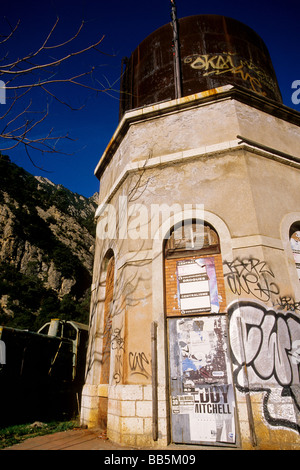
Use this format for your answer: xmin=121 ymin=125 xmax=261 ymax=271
xmin=0 ymin=155 xmax=97 ymax=330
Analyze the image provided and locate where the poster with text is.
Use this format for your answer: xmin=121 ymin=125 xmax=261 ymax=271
xmin=177 ymin=258 xmax=219 ymax=314
xmin=169 ymin=315 xmax=236 ymax=444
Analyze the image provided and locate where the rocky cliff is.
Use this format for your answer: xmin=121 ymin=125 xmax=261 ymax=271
xmin=0 ymin=155 xmax=98 ymax=330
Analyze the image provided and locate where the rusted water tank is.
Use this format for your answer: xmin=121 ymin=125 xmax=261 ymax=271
xmin=119 ymin=15 xmax=282 ymax=118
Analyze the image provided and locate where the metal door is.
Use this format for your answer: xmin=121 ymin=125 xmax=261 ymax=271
xmin=168 ymin=315 xmax=236 ymax=445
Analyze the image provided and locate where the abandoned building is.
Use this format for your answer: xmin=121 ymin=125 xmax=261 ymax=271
xmin=80 ymin=12 xmax=300 ymax=449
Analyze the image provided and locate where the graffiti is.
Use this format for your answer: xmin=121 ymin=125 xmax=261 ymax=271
xmin=111 ymin=327 xmax=124 ymax=351
xmin=223 ymin=256 xmax=300 ymax=310
xmin=129 ymin=351 xmax=151 ymax=379
xmin=274 ymin=296 xmax=300 ymax=313
xmin=183 ymin=53 xmax=277 ymax=96
xmin=223 ymin=257 xmax=280 ymax=303
xmin=291 ymin=340 xmax=300 ymax=366
xmin=111 ymin=328 xmax=124 ymax=384
xmin=228 ymin=300 xmax=300 ymax=432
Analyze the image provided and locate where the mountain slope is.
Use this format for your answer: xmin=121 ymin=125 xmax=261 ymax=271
xmin=0 ymin=155 xmax=98 ymax=330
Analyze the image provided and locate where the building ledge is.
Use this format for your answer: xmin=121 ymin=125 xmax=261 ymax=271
xmin=94 ymin=85 xmax=300 ymax=180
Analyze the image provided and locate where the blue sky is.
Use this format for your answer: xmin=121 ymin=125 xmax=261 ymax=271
xmin=0 ymin=0 xmax=299 ymax=197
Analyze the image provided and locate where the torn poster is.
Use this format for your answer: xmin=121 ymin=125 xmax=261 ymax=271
xmin=177 ymin=257 xmax=219 ymax=314
xmin=169 ymin=315 xmax=236 ymax=444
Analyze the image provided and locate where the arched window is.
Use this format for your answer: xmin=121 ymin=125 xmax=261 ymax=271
xmin=164 ymin=220 xmax=226 ymax=316
xmin=165 ymin=220 xmax=220 ymax=258
xmin=290 ymin=223 xmax=300 ymax=282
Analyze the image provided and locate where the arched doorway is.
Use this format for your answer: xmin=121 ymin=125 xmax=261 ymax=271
xmin=164 ymin=220 xmax=237 ymax=446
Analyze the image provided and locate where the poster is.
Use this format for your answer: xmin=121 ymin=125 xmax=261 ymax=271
xmin=169 ymin=316 xmax=236 ymax=444
xmin=290 ymin=231 xmax=300 ymax=281
xmin=177 ymin=258 xmax=219 ymax=314
xmin=171 ymin=385 xmax=235 ymax=443
xmin=176 ymin=316 xmax=228 ymax=387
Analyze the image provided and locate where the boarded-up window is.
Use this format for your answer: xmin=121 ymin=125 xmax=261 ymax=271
xmin=164 ymin=221 xmax=226 ymax=316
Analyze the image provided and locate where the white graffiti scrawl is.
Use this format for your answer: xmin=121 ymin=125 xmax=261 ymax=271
xmin=228 ymin=300 xmax=300 ymax=432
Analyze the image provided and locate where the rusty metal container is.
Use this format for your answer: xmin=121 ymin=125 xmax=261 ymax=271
xmin=119 ymin=15 xmax=282 ymax=118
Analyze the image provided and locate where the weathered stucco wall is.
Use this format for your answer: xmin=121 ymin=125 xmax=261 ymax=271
xmin=81 ymin=88 xmax=300 ymax=449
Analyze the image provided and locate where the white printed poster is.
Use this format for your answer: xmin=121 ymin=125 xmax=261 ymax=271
xmin=177 ymin=258 xmax=219 ymax=314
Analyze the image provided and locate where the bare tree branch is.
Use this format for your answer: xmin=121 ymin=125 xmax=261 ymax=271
xmin=43 ymin=19 xmax=85 ymax=50
xmin=0 ymin=18 xmax=20 ymax=45
xmin=0 ymin=16 xmax=119 ymax=164
xmin=0 ymin=33 xmax=106 ymax=75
